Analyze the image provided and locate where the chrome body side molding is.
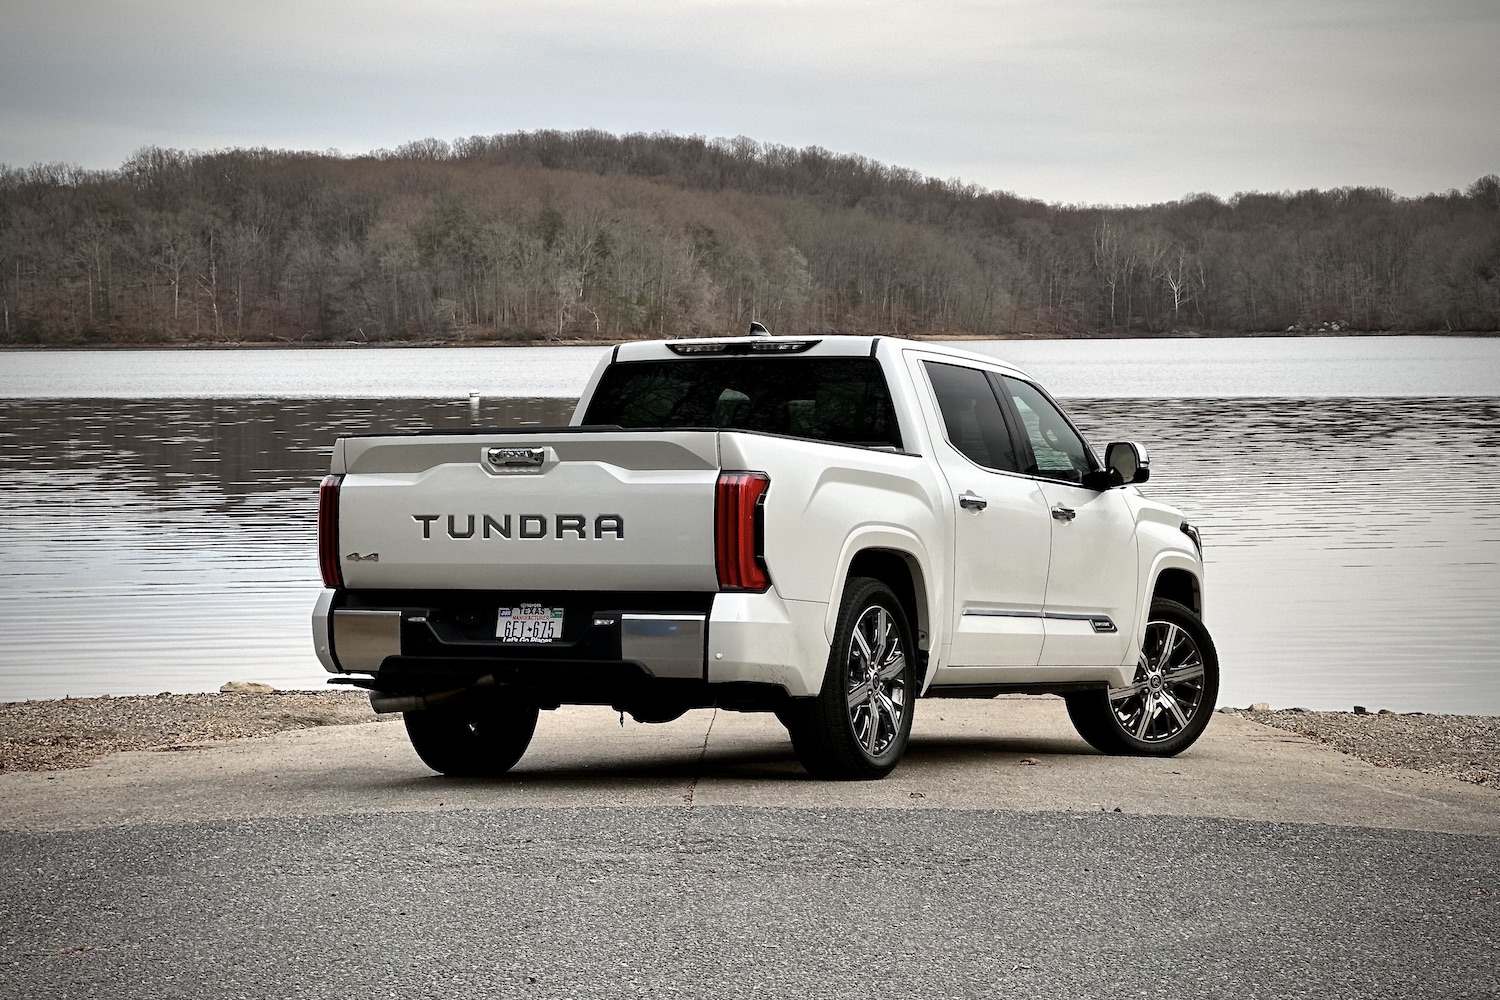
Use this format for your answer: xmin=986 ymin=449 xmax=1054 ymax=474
xmin=962 ymin=608 xmax=1118 ymax=634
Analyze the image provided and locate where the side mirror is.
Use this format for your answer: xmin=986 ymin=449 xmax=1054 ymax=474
xmin=1105 ymin=441 xmax=1150 ymax=486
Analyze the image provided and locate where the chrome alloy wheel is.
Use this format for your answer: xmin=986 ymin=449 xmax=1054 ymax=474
xmin=844 ymin=605 xmax=908 ymax=757
xmin=1109 ymin=618 xmax=1207 ymax=743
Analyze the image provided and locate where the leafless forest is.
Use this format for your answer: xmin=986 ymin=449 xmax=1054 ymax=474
xmin=2 ymin=130 xmax=1497 ymax=345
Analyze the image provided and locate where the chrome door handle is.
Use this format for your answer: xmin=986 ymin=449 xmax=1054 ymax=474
xmin=1051 ymin=505 xmax=1076 ymax=521
xmin=958 ymin=491 xmax=988 ymax=511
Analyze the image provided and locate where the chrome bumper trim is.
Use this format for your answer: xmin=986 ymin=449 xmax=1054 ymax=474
xmin=312 ymin=590 xmax=338 ymax=673
xmin=331 ymin=609 xmax=402 ymax=673
xmin=620 ymin=613 xmax=706 ymax=679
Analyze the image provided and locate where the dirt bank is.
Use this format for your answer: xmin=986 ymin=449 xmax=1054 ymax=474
xmin=0 ymin=691 xmax=392 ymax=772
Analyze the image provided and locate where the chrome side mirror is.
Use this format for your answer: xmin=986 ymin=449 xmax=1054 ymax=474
xmin=1105 ymin=441 xmax=1150 ymax=486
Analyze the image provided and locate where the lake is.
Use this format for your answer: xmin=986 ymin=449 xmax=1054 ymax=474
xmin=1 ymin=336 xmax=1497 ymax=713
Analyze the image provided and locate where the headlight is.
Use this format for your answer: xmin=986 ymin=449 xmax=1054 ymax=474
xmin=1180 ymin=521 xmax=1203 ymax=557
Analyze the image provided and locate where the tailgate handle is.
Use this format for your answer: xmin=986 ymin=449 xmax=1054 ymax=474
xmin=487 ymin=447 xmax=546 ymax=467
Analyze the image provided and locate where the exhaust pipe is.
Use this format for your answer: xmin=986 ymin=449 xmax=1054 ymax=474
xmin=369 ymin=674 xmax=494 ymax=714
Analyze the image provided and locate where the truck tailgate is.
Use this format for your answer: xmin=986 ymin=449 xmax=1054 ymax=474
xmin=334 ymin=430 xmax=720 ymax=591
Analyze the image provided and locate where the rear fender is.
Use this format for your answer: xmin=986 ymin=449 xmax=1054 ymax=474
xmin=824 ymin=529 xmax=941 ymax=688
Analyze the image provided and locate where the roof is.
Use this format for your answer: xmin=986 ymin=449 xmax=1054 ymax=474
xmin=612 ymin=334 xmax=1032 ymax=380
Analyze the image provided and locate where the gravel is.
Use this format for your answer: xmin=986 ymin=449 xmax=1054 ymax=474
xmin=0 ymin=691 xmax=391 ymax=772
xmin=1231 ymin=707 xmax=1500 ymax=787
xmin=3 ymin=693 xmax=1497 ymax=790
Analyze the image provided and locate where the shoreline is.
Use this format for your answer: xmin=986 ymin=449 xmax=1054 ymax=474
xmin=0 ymin=691 xmax=394 ymax=772
xmin=1234 ymin=707 xmax=1499 ymax=788
xmin=3 ymin=329 xmax=1497 ymax=352
xmin=2 ymin=691 xmax=1495 ymax=788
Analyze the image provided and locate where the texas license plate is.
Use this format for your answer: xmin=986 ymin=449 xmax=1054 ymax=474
xmin=496 ymin=604 xmax=565 ymax=643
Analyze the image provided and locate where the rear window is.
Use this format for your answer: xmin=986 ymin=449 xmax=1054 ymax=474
xmin=583 ymin=358 xmax=903 ymax=450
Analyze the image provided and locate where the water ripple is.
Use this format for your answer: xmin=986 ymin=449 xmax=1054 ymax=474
xmin=1 ymin=394 xmax=1496 ymax=713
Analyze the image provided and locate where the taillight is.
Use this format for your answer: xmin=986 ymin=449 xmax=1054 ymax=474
xmin=319 ymin=474 xmax=344 ymax=588
xmin=715 ymin=471 xmax=771 ymax=591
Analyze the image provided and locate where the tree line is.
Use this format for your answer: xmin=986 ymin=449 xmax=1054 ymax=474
xmin=1 ymin=130 xmax=1496 ymax=345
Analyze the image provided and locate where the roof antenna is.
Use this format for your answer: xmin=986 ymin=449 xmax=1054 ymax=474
xmin=748 ymin=321 xmax=771 ymax=337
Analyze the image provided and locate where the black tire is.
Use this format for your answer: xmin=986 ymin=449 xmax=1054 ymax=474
xmin=1065 ymin=597 xmax=1219 ymax=757
xmin=403 ymin=698 xmax=539 ymax=777
xmin=785 ymin=576 xmax=916 ymax=780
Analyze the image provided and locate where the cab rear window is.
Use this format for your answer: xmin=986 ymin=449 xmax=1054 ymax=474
xmin=583 ymin=358 xmax=903 ymax=450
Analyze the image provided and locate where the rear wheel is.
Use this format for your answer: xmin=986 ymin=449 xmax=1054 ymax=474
xmin=786 ymin=576 xmax=915 ymax=780
xmin=1066 ymin=598 xmax=1218 ymax=757
xmin=403 ymin=699 xmax=539 ymax=776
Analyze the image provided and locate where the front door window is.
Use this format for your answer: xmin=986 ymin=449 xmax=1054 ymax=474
xmin=999 ymin=376 xmax=1095 ymax=485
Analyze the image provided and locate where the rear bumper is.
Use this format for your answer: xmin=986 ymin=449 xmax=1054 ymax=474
xmin=311 ymin=587 xmax=830 ymax=700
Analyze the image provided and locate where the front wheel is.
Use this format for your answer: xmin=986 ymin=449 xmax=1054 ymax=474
xmin=403 ymin=698 xmax=539 ymax=777
xmin=1065 ymin=598 xmax=1219 ymax=757
xmin=785 ymin=576 xmax=916 ymax=780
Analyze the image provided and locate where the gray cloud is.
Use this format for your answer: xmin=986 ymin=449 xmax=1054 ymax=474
xmin=1 ymin=0 xmax=1495 ymax=204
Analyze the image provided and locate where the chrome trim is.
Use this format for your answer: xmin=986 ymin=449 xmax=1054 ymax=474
xmin=487 ymin=446 xmax=545 ymax=466
xmin=1105 ymin=440 xmax=1151 ymax=486
xmin=962 ymin=608 xmax=1116 ymax=633
xmin=958 ymin=491 xmax=988 ymax=511
xmin=312 ymin=590 xmax=338 ymax=673
xmin=331 ymin=609 xmax=402 ymax=673
xmin=485 ymin=446 xmax=547 ymax=473
xmin=620 ymin=613 xmax=706 ymax=679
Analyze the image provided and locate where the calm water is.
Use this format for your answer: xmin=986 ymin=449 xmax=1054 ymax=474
xmin=1 ymin=337 xmax=1497 ymax=712
xmin=4 ymin=335 xmax=1498 ymax=399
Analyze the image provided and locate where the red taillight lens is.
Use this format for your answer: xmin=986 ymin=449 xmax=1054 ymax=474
xmin=318 ymin=474 xmax=344 ymax=588
xmin=715 ymin=471 xmax=771 ymax=591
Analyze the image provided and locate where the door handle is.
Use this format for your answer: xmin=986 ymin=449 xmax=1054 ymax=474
xmin=958 ymin=491 xmax=988 ymax=511
xmin=1051 ymin=504 xmax=1076 ymax=521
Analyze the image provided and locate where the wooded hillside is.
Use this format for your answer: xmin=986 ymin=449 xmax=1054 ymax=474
xmin=2 ymin=130 xmax=1497 ymax=345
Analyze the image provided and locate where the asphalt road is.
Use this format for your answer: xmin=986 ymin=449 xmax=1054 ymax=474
xmin=1 ymin=700 xmax=1497 ymax=999
xmin=1 ymin=806 xmax=1496 ymax=1000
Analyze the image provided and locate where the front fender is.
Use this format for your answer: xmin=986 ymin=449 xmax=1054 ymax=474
xmin=1134 ymin=549 xmax=1205 ymax=662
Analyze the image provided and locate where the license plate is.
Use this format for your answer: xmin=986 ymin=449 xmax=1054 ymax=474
xmin=496 ymin=604 xmax=565 ymax=643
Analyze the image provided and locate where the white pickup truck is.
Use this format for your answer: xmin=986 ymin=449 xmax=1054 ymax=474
xmin=312 ymin=332 xmax=1217 ymax=779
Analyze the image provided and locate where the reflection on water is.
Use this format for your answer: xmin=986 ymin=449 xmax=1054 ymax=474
xmin=1 ymin=395 xmax=1497 ymax=713
xmin=0 ymin=397 xmax=574 ymax=700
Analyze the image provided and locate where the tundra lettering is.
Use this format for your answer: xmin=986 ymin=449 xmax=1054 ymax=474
xmin=412 ymin=512 xmax=628 ymax=540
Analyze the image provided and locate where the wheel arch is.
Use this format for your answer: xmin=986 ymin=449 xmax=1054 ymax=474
xmin=1135 ymin=553 xmax=1205 ymax=654
xmin=826 ymin=531 xmax=938 ymax=688
xmin=1152 ymin=565 xmax=1202 ymax=617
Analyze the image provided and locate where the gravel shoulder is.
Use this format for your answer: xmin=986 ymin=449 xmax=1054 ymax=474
xmin=0 ymin=691 xmax=390 ymax=771
xmin=1232 ymin=707 xmax=1500 ymax=787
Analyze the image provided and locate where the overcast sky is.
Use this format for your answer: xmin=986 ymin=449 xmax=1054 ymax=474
xmin=2 ymin=0 xmax=1496 ymax=205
